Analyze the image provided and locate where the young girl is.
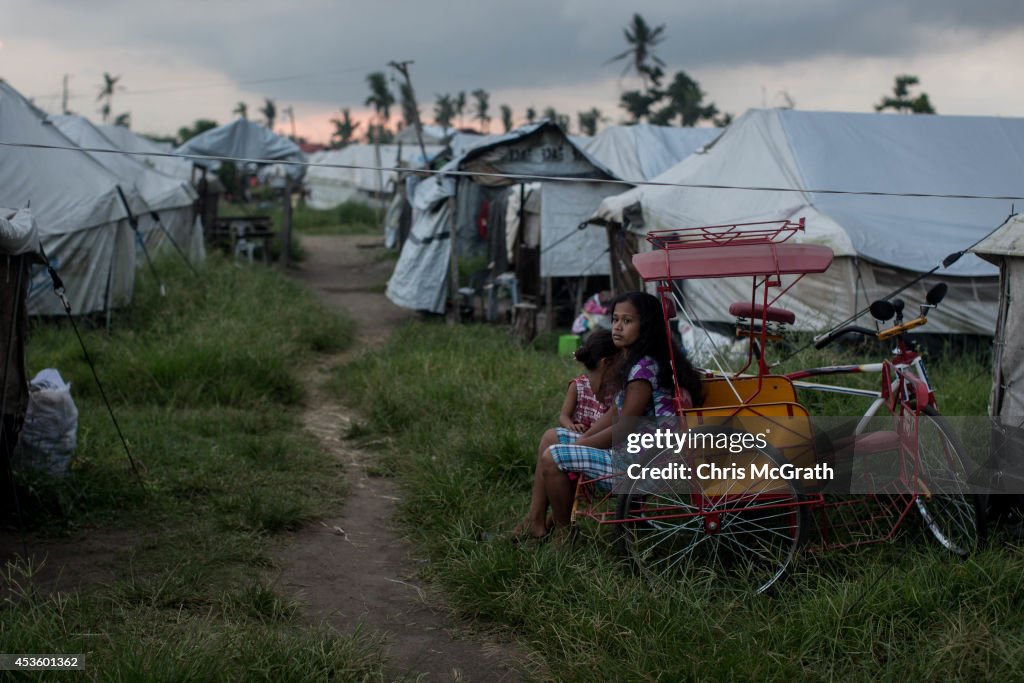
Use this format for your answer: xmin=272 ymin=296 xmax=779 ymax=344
xmin=558 ymin=330 xmax=617 ymax=434
xmin=516 ymin=291 xmax=703 ymax=540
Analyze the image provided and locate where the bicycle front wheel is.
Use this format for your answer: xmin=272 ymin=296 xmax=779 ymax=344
xmin=914 ymin=406 xmax=986 ymax=555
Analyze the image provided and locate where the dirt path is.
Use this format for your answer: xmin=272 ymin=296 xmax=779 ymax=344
xmin=279 ymin=235 xmax=529 ymax=682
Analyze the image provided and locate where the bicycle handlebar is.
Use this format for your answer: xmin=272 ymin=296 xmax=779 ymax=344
xmin=815 ymin=316 xmax=931 ymax=349
xmin=813 ymin=325 xmax=878 ymax=350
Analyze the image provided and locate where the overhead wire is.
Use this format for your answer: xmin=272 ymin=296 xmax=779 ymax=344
xmin=1 ymin=139 xmax=1023 ymax=202
xmin=29 ymin=64 xmax=380 ymax=101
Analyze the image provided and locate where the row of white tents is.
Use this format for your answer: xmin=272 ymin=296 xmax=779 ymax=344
xmin=0 ymin=80 xmax=315 ymax=319
xmin=385 ymin=108 xmax=1024 ymax=337
xmin=591 ymin=108 xmax=1024 ymax=335
xmin=0 ymin=80 xmax=204 ymax=316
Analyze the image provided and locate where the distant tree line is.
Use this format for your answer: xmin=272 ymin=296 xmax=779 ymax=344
xmin=107 ymin=14 xmax=939 ymax=146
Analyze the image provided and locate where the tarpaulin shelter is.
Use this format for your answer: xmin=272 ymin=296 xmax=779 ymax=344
xmin=590 ymin=109 xmax=1021 ymax=334
xmin=0 ymin=81 xmax=145 ymax=316
xmin=386 ymin=121 xmax=616 ymax=315
xmin=175 ymin=119 xmax=306 ymax=179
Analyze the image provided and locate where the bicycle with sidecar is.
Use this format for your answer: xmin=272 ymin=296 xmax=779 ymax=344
xmin=570 ymin=219 xmax=985 ymax=593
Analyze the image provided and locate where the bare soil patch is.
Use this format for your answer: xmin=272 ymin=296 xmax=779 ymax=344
xmin=278 ymin=235 xmax=529 ymax=681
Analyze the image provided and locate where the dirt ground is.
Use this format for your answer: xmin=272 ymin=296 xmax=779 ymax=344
xmin=280 ymin=234 xmax=530 ymax=682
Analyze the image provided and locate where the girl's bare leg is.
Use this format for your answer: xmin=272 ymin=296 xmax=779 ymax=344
xmin=515 ymin=429 xmax=562 ymax=538
xmin=540 ymin=451 xmax=575 ymax=528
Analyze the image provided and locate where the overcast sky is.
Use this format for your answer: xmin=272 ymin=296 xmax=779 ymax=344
xmin=3 ymin=0 xmax=1023 ymax=142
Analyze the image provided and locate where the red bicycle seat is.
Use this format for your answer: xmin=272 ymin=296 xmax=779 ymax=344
xmin=728 ymin=302 xmax=796 ymax=325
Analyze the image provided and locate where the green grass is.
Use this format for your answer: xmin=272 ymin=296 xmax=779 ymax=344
xmin=221 ymin=201 xmax=380 ymax=237
xmin=1 ymin=254 xmax=389 ymax=681
xmin=334 ymin=322 xmax=1018 ymax=681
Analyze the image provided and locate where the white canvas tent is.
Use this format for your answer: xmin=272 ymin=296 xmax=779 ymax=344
xmin=305 ymin=143 xmax=443 ymax=209
xmin=52 ymin=115 xmax=201 ymax=262
xmin=394 ymin=124 xmax=451 ymax=146
xmin=533 ymin=124 xmax=721 ymax=280
xmin=0 ymin=81 xmax=144 ymax=316
xmin=98 ymin=123 xmax=194 ymax=184
xmin=971 ymin=215 xmax=1024 ymax=419
xmin=591 ymin=109 xmax=1021 ymax=334
xmin=582 ymin=124 xmax=720 ymax=182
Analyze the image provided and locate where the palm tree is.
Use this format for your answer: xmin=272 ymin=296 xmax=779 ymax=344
xmin=876 ymin=75 xmax=936 ymax=114
xmin=96 ymin=72 xmax=122 ymax=124
xmin=577 ymin=108 xmax=602 ymax=136
xmin=399 ymin=81 xmax=419 ymax=131
xmin=434 ymin=93 xmax=456 ymax=135
xmin=454 ymin=91 xmax=467 ymax=128
xmin=500 ymin=104 xmax=513 ymax=133
xmin=606 ymin=14 xmax=667 ymax=89
xmin=260 ymin=98 xmax=277 ymax=130
xmin=365 ymin=71 xmax=395 ymax=139
xmin=282 ymin=105 xmax=297 ymax=140
xmin=233 ymin=101 xmax=248 ymax=119
xmin=472 ymin=89 xmax=490 ymax=133
xmin=619 ymin=90 xmax=658 ymax=123
xmin=660 ymin=71 xmax=718 ymax=126
xmin=329 ymin=108 xmax=360 ymax=149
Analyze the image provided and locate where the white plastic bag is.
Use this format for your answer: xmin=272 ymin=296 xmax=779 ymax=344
xmin=18 ymin=368 xmax=79 ymax=475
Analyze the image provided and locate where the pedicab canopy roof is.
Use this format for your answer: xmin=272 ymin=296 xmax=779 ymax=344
xmin=633 ymin=243 xmax=834 ymax=281
xmin=175 ymin=119 xmax=306 ymax=179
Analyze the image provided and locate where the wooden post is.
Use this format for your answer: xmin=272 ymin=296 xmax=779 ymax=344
xmin=281 ymin=178 xmax=293 ymax=270
xmin=544 ymin=277 xmax=554 ymax=332
xmin=447 ymin=195 xmax=460 ymax=324
xmin=606 ymin=224 xmax=618 ymax=294
xmin=510 ymin=303 xmax=538 ymax=344
xmin=373 ymin=141 xmax=384 ymax=236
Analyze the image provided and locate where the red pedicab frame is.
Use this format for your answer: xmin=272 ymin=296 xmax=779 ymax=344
xmin=570 ymin=219 xmax=983 ymax=594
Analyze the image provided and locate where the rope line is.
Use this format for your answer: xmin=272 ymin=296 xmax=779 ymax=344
xmin=3 ymin=140 xmax=1023 ymax=202
xmin=38 ymin=245 xmax=147 ymax=494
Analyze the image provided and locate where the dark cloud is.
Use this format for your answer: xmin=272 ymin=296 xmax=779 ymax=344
xmin=6 ymin=0 xmax=1023 ymax=108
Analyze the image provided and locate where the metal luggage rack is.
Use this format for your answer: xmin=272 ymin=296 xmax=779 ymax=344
xmin=646 ymin=218 xmax=805 ymax=250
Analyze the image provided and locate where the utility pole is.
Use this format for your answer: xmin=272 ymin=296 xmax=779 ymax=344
xmin=61 ymin=74 xmax=70 ymax=115
xmin=283 ymin=105 xmax=297 ymax=141
xmin=387 ymin=60 xmax=429 ymax=164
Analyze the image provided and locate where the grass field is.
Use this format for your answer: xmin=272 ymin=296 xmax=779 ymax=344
xmin=220 ymin=200 xmax=380 ymax=237
xmin=1 ymin=255 xmax=389 ymax=681
xmin=335 ymin=322 xmax=1022 ymax=681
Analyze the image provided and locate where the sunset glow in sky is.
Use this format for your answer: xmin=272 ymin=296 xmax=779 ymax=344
xmin=2 ymin=0 xmax=1022 ymax=143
